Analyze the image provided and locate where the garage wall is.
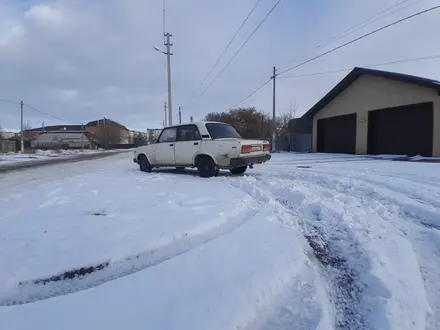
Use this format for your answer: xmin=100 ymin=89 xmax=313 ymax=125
xmin=312 ymin=74 xmax=440 ymax=156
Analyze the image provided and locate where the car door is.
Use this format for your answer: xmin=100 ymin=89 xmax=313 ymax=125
xmin=153 ymin=127 xmax=177 ymax=165
xmin=174 ymin=125 xmax=202 ymax=166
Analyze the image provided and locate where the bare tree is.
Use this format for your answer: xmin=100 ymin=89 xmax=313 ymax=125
xmin=205 ymin=104 xmax=297 ymax=143
xmin=206 ymin=107 xmax=272 ymax=139
xmin=276 ymin=103 xmax=297 ymax=136
xmin=23 ymin=122 xmax=32 ymax=131
xmin=133 ymin=132 xmax=147 ymax=146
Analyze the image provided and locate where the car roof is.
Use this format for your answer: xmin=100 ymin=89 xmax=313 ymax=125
xmin=164 ymin=121 xmax=230 ymax=128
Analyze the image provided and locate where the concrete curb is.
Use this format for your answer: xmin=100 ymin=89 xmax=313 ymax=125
xmin=0 ymin=150 xmax=130 ymax=173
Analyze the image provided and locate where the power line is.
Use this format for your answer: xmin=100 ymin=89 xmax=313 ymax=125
xmin=199 ymin=0 xmax=283 ymax=97
xmin=278 ymin=55 xmax=440 ymax=79
xmin=225 ymin=78 xmax=271 ymax=110
xmin=278 ymin=0 xmax=426 ymax=71
xmin=23 ymin=103 xmax=68 ymax=123
xmin=1 ymin=99 xmax=71 ymax=123
xmin=317 ymin=0 xmax=421 ymax=50
xmin=188 ymin=0 xmax=263 ymax=101
xmin=223 ymin=6 xmax=440 ymax=116
xmin=277 ymin=5 xmax=440 ymax=76
xmin=0 ymin=99 xmax=20 ymax=105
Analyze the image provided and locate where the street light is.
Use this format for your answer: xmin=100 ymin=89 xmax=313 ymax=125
xmin=154 ymin=46 xmax=165 ymax=54
xmin=154 ymin=32 xmax=173 ymax=126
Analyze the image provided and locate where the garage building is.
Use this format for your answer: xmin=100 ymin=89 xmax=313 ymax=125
xmin=303 ymin=67 xmax=440 ymax=157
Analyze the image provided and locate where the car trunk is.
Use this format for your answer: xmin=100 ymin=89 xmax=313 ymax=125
xmin=239 ymin=139 xmax=270 ymax=157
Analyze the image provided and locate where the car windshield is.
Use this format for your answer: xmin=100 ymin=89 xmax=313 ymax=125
xmin=205 ymin=123 xmax=241 ymax=139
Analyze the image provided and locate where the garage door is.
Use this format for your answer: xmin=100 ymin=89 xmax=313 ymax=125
xmin=367 ymin=102 xmax=433 ymax=157
xmin=317 ymin=113 xmax=357 ymax=154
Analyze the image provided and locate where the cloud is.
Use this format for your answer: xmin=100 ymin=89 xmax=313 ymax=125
xmin=24 ymin=3 xmax=64 ymax=23
xmin=57 ymin=88 xmax=79 ymax=102
xmin=0 ymin=0 xmax=440 ymax=131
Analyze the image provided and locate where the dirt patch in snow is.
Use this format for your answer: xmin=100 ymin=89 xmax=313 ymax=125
xmin=420 ymin=221 xmax=440 ymax=231
xmin=20 ymin=261 xmax=109 ymax=286
xmin=89 ymin=211 xmax=107 ymax=216
xmin=305 ymin=233 xmax=364 ymax=330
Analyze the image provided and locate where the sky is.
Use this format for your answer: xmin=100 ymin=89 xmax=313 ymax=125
xmin=1 ymin=0 xmax=440 ymax=132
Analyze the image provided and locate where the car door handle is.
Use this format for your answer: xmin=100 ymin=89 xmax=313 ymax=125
xmin=194 ymin=142 xmax=199 ymax=145
xmin=169 ymin=143 xmax=174 ymax=147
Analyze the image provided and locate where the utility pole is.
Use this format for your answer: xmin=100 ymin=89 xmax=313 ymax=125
xmin=103 ymin=117 xmax=107 ymax=149
xmin=81 ymin=122 xmax=84 ymax=151
xmin=164 ymin=32 xmax=173 ymax=126
xmin=20 ymin=100 xmax=24 ymax=153
xmin=179 ymin=106 xmax=182 ymax=124
xmin=164 ymin=101 xmax=167 ymax=127
xmin=271 ymin=66 xmax=277 ymax=152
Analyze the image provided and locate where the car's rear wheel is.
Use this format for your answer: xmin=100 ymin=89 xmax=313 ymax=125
xmin=230 ymin=166 xmax=247 ymax=175
xmin=198 ymin=156 xmax=216 ymax=178
xmin=138 ymin=155 xmax=152 ymax=173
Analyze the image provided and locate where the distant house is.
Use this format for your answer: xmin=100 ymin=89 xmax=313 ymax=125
xmin=22 ymin=125 xmax=82 ymax=141
xmin=86 ymin=118 xmax=130 ymax=145
xmin=20 ymin=119 xmax=131 ymax=149
xmin=30 ymin=131 xmax=95 ymax=149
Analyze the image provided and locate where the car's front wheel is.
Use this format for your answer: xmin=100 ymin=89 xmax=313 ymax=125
xmin=230 ymin=166 xmax=247 ymax=175
xmin=138 ymin=155 xmax=152 ymax=173
xmin=198 ymin=156 xmax=216 ymax=178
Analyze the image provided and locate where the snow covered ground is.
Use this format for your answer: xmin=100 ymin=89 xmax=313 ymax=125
xmin=0 ymin=149 xmax=112 ymax=166
xmin=1 ymin=152 xmax=440 ymax=330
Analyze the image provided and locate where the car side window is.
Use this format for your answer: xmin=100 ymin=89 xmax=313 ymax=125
xmin=158 ymin=127 xmax=177 ymax=143
xmin=177 ymin=125 xmax=201 ymax=142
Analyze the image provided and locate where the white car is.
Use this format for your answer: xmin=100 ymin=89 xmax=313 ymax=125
xmin=133 ymin=121 xmax=271 ymax=177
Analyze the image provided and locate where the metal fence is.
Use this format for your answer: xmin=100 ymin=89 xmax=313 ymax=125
xmin=263 ymin=134 xmax=312 ymax=152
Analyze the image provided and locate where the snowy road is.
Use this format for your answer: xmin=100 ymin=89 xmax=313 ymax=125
xmin=1 ymin=153 xmax=440 ymax=330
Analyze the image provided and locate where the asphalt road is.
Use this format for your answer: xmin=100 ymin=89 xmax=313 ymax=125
xmin=0 ymin=150 xmax=130 ymax=173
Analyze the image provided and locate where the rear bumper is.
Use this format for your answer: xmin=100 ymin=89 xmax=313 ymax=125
xmin=229 ymin=154 xmax=271 ymax=167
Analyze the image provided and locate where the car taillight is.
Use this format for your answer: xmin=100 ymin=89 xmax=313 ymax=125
xmin=241 ymin=145 xmax=252 ymax=154
xmin=263 ymin=143 xmax=270 ymax=151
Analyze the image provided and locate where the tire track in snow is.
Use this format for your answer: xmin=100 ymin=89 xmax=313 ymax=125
xmin=0 ymin=201 xmax=258 ymax=306
xmin=278 ymin=168 xmax=440 ymax=330
xmin=257 ymin=166 xmax=440 ymax=232
xmin=285 ymin=167 xmax=440 ymax=238
xmin=254 ymin=169 xmax=437 ymax=329
xmin=291 ymin=166 xmax=440 ymax=211
xmin=228 ymin=176 xmax=369 ymax=330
